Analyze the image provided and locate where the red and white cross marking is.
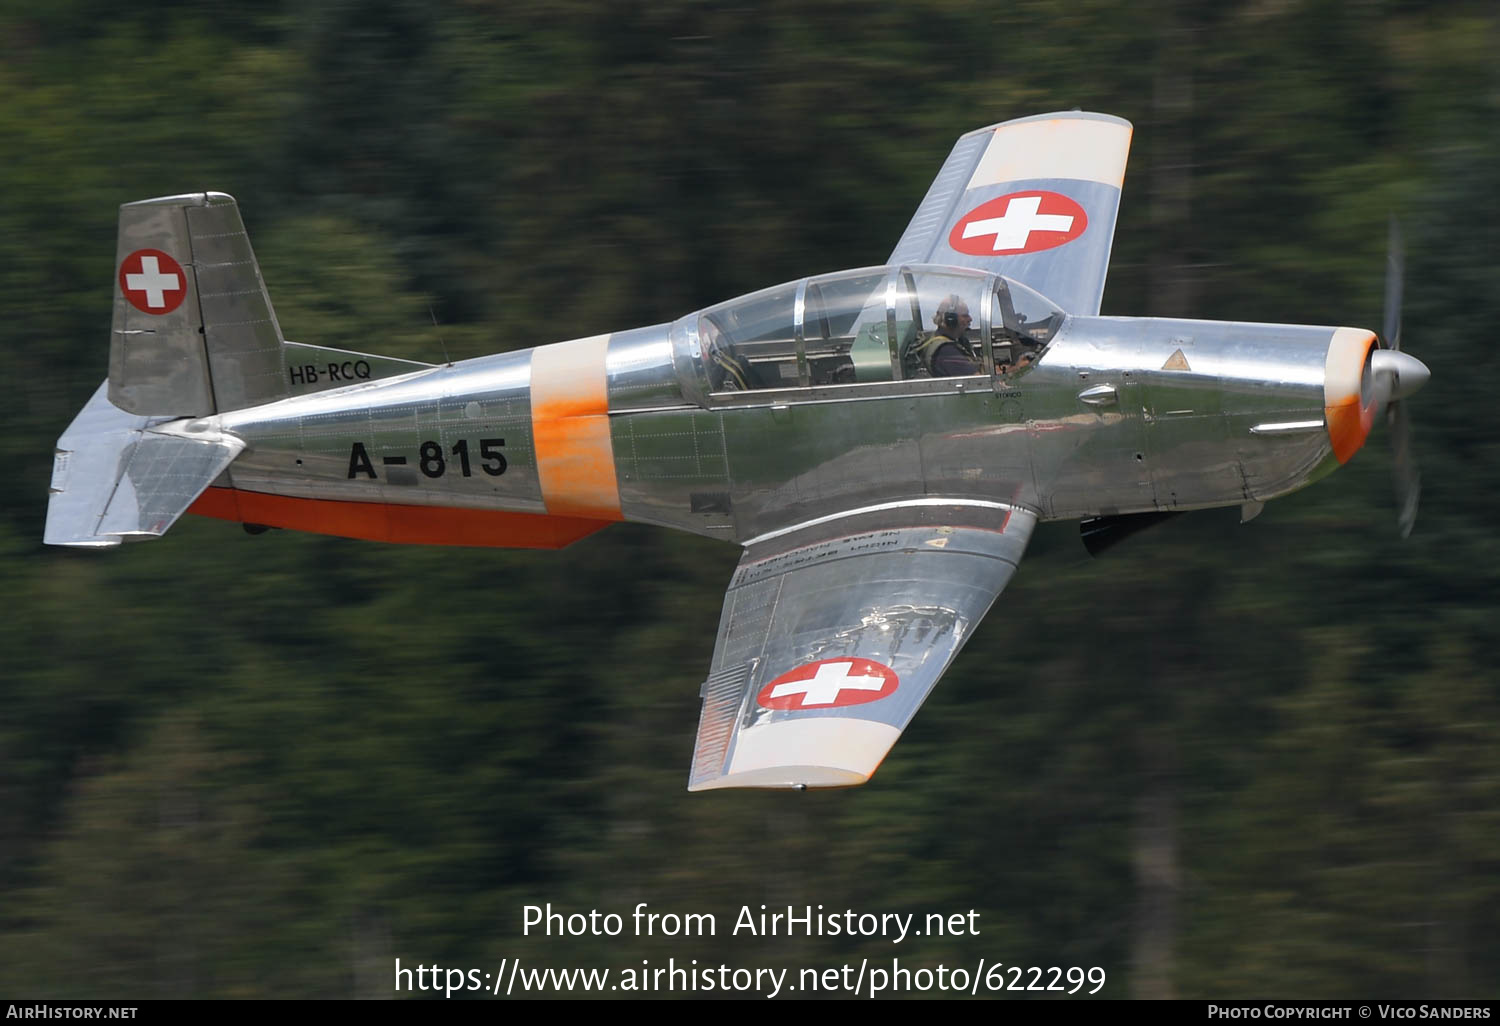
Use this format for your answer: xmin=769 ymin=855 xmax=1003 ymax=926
xmin=948 ymin=191 xmax=1088 ymax=257
xmin=119 ymin=249 xmax=187 ymax=315
xmin=756 ymin=658 xmax=900 ymax=711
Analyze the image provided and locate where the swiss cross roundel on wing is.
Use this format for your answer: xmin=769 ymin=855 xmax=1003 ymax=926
xmin=119 ymin=249 xmax=188 ymax=315
xmin=949 ymin=191 xmax=1088 ymax=257
xmin=756 ymin=658 xmax=900 ymax=711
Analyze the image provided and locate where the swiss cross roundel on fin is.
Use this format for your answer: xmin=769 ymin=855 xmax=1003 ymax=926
xmin=119 ymin=249 xmax=187 ymax=315
xmin=949 ymin=191 xmax=1088 ymax=257
xmin=756 ymin=658 xmax=900 ymax=711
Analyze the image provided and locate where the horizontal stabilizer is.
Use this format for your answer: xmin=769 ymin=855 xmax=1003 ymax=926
xmin=46 ymin=382 xmax=244 ymax=547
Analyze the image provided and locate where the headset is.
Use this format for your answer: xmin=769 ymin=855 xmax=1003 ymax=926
xmin=938 ymin=294 xmax=965 ymax=330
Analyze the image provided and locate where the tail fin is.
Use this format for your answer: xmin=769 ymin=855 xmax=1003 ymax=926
xmin=48 ymin=193 xmax=438 ymax=548
xmin=48 ymin=191 xmax=271 ymax=546
xmin=109 ymin=192 xmax=287 ymax=416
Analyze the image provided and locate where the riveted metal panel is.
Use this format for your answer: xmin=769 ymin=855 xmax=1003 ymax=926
xmin=605 ymin=322 xmax=683 ymax=411
xmin=108 ymin=197 xmax=213 ymax=416
xmin=612 ymin=408 xmax=732 ymax=535
xmin=95 ymin=426 xmax=244 ymax=538
xmin=187 ymin=195 xmax=286 ymax=411
xmin=220 ymin=349 xmax=544 ymax=511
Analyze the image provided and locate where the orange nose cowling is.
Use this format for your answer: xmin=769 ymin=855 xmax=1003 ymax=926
xmin=1324 ymin=328 xmax=1378 ymax=464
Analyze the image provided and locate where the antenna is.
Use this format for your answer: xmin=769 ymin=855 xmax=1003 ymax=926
xmin=429 ymin=304 xmax=453 ymax=367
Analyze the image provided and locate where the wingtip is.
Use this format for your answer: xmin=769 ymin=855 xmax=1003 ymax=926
xmin=687 ymin=765 xmax=872 ymax=792
xmin=968 ymin=110 xmax=1132 ymax=136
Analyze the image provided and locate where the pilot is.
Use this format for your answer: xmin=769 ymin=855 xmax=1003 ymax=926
xmin=911 ymin=295 xmax=979 ymax=377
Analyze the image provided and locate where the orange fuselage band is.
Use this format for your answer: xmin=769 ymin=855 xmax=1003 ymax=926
xmin=529 ymin=334 xmax=623 ymax=519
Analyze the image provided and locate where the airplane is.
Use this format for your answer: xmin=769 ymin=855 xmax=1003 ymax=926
xmin=46 ymin=111 xmax=1430 ymax=791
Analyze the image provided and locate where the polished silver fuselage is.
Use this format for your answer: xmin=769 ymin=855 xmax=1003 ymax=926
xmin=213 ymin=284 xmax=1348 ymax=546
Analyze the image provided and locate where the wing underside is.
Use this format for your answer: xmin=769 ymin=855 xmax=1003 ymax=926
xmin=889 ymin=111 xmax=1132 ymax=316
xmin=689 ymin=502 xmax=1036 ymax=791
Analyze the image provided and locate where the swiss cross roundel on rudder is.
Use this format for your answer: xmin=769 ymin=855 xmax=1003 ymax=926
xmin=756 ymin=658 xmax=900 ymax=711
xmin=949 ymin=191 xmax=1088 ymax=257
xmin=119 ymin=249 xmax=188 ymax=315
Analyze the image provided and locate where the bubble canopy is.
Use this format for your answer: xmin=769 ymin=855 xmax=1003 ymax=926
xmin=683 ymin=265 xmax=1064 ymax=394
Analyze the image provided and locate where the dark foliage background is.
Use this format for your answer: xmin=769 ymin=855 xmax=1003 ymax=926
xmin=2 ymin=0 xmax=1497 ymax=999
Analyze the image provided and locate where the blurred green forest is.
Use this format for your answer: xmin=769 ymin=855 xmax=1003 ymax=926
xmin=2 ymin=0 xmax=1498 ymax=1000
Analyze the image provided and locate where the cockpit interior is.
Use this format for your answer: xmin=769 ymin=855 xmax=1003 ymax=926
xmin=693 ymin=265 xmax=1063 ymax=395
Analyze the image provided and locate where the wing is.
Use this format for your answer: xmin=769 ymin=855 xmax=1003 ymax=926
xmin=688 ymin=502 xmax=1035 ymax=791
xmin=888 ymin=111 xmax=1132 ymax=316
